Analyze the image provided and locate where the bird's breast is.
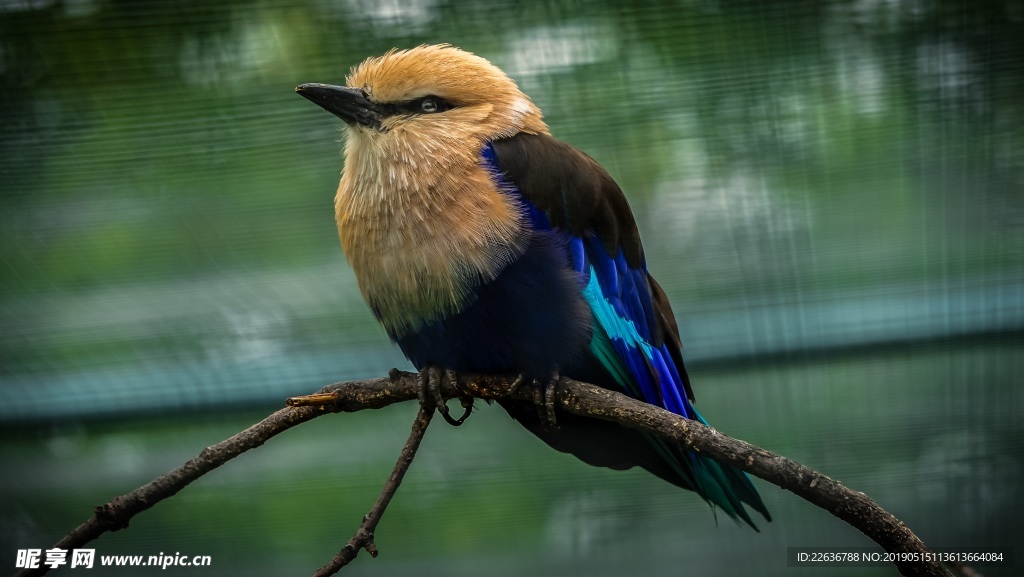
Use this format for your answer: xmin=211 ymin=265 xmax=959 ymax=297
xmin=335 ymin=152 xmax=525 ymax=337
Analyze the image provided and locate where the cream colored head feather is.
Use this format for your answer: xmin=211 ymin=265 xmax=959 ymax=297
xmin=346 ymin=44 xmax=549 ymax=139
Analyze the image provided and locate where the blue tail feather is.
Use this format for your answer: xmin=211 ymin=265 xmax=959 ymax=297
xmin=587 ymin=318 xmax=768 ymax=528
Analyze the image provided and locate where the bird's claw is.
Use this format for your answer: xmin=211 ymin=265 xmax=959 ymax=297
xmin=417 ymin=366 xmax=473 ymax=426
xmin=508 ymin=374 xmax=526 ymax=397
xmin=530 ymin=372 xmax=561 ymax=433
xmin=544 ymin=376 xmax=559 ymax=426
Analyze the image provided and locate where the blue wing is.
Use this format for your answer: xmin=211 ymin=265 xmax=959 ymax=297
xmin=487 ymin=135 xmax=770 ymax=528
xmin=574 ymin=234 xmax=685 ymax=413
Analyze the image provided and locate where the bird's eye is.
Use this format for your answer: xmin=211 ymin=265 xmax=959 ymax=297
xmin=420 ymin=98 xmax=439 ymax=113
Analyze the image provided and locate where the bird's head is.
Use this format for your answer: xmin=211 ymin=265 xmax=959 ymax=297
xmin=297 ymin=44 xmax=548 ymax=156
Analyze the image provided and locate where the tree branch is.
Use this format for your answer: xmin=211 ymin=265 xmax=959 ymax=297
xmin=18 ymin=370 xmax=952 ymax=577
xmin=13 ymin=373 xmax=412 ymax=577
xmin=312 ymin=403 xmax=434 ymax=577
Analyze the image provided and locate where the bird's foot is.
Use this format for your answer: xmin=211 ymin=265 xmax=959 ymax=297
xmin=508 ymin=372 xmax=560 ymax=433
xmin=417 ymin=366 xmax=473 ymax=426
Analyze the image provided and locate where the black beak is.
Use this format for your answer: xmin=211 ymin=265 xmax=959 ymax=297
xmin=296 ymin=83 xmax=382 ymax=130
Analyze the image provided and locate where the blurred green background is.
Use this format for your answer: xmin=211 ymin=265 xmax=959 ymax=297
xmin=1 ymin=0 xmax=1022 ymax=575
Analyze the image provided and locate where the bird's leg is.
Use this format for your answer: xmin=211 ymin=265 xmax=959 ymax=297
xmin=417 ymin=366 xmax=472 ymax=427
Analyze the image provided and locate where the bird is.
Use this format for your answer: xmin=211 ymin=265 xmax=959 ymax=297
xmin=296 ymin=44 xmax=770 ymax=528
